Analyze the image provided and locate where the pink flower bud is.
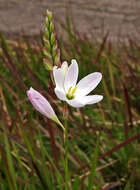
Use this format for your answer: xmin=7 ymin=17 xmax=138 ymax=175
xmin=27 ymin=87 xmax=56 ymax=120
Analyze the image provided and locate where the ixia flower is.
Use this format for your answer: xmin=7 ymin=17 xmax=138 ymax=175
xmin=53 ymin=59 xmax=103 ymax=108
xmin=27 ymin=87 xmax=62 ymax=126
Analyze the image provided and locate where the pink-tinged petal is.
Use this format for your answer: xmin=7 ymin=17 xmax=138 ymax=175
xmin=66 ymin=98 xmax=84 ymax=108
xmin=76 ymin=72 xmax=102 ymax=96
xmin=54 ymin=88 xmax=66 ymax=101
xmin=62 ymin=61 xmax=68 ymax=67
xmin=53 ymin=66 xmax=65 ymax=91
xmin=64 ymin=59 xmax=78 ymax=92
xmin=61 ymin=61 xmax=68 ymax=77
xmin=27 ymin=87 xmax=56 ymax=119
xmin=82 ymin=95 xmax=103 ymax=105
xmin=61 ymin=61 xmax=68 ymax=71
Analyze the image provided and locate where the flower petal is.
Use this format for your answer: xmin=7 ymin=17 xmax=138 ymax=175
xmin=64 ymin=59 xmax=78 ymax=92
xmin=62 ymin=61 xmax=68 ymax=68
xmin=67 ymin=95 xmax=103 ymax=108
xmin=53 ymin=66 xmax=65 ymax=91
xmin=82 ymin=95 xmax=103 ymax=105
xmin=76 ymin=72 xmax=102 ymax=96
xmin=66 ymin=98 xmax=84 ymax=108
xmin=54 ymin=88 xmax=66 ymax=101
xmin=27 ymin=87 xmax=56 ymax=119
xmin=61 ymin=61 xmax=68 ymax=75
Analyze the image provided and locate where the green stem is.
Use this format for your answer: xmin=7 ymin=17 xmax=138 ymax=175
xmin=57 ymin=119 xmax=65 ymax=132
xmin=52 ymin=116 xmax=65 ymax=132
xmin=64 ymin=116 xmax=69 ymax=190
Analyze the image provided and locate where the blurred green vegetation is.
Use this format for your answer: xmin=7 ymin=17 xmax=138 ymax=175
xmin=0 ymin=17 xmax=140 ymax=189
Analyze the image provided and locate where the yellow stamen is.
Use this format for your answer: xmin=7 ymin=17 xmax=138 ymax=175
xmin=71 ymin=86 xmax=77 ymax=96
xmin=68 ymin=86 xmax=72 ymax=94
xmin=66 ymin=86 xmax=77 ymax=100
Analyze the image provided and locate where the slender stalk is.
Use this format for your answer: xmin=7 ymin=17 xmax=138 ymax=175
xmin=64 ymin=115 xmax=69 ymax=190
xmin=55 ymin=117 xmax=65 ymax=131
xmin=62 ymin=103 xmax=70 ymax=190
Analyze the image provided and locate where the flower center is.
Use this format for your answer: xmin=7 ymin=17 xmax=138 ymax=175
xmin=66 ymin=86 xmax=77 ymax=100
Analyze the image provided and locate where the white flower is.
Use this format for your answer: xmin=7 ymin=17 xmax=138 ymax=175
xmin=53 ymin=59 xmax=103 ymax=108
